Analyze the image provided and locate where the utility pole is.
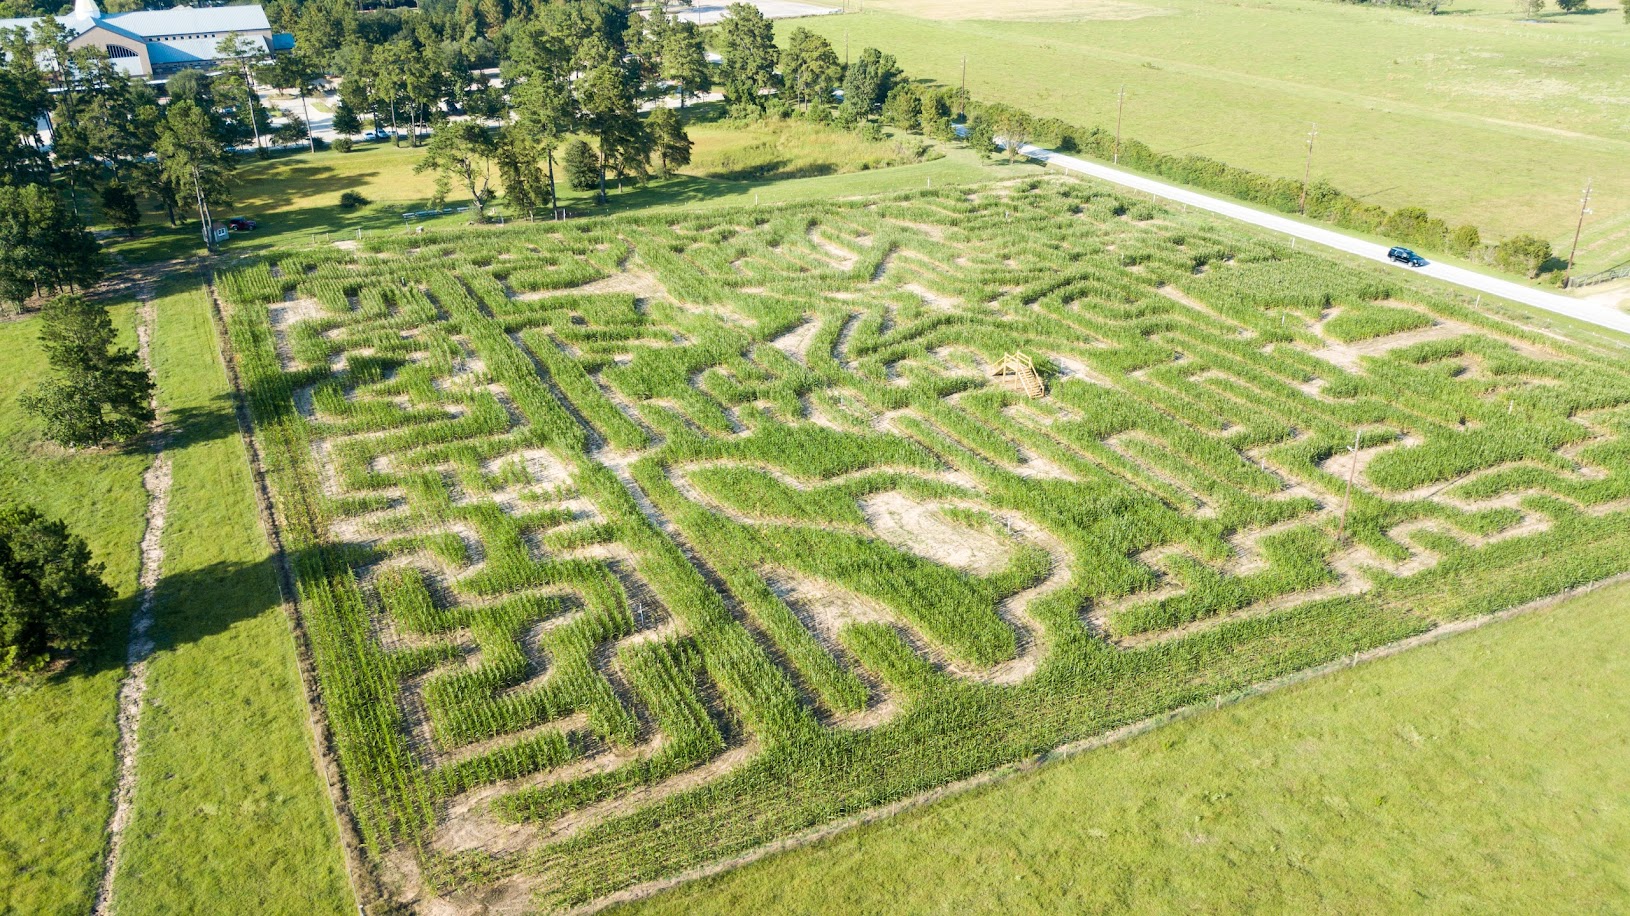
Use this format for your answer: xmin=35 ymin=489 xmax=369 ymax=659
xmin=1114 ymin=86 xmax=1125 ymax=165
xmin=845 ymin=30 xmax=849 ymax=67
xmin=194 ymin=164 xmax=216 ymax=253
xmin=1337 ymin=427 xmax=1360 ymax=543
xmin=1563 ymin=178 xmax=1593 ymax=288
xmin=1299 ymin=124 xmax=1317 ymax=215
xmin=961 ymin=55 xmax=967 ymax=92
xmin=299 ymin=78 xmax=316 ymax=154
xmin=239 ymin=57 xmax=263 ymax=154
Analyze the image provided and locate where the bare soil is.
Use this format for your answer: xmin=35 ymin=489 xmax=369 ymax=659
xmin=92 ymin=300 xmax=171 ymax=916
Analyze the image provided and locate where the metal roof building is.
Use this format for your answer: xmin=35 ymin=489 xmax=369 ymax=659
xmin=0 ymin=0 xmax=288 ymax=78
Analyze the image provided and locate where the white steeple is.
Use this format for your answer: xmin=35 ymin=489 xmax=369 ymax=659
xmin=72 ymin=0 xmax=102 ymax=21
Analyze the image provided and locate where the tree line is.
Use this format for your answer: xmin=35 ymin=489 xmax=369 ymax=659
xmin=1 ymin=294 xmax=151 ymax=675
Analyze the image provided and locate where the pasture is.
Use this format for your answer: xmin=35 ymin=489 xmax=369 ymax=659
xmin=0 ymin=307 xmax=146 ymax=915
xmin=792 ymin=0 xmax=1630 ymax=272
xmin=216 ymin=175 xmax=1630 ymax=909
xmin=100 ymin=114 xmax=962 ymax=266
xmin=0 ymin=288 xmax=349 ymax=913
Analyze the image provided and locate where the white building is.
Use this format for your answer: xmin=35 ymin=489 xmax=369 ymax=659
xmin=0 ymin=0 xmax=292 ymax=79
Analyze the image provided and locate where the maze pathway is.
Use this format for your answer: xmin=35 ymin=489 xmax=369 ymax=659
xmin=218 ymin=177 xmax=1630 ymax=908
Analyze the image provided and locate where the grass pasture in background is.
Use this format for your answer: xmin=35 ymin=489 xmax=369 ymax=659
xmin=684 ymin=116 xmax=936 ymax=181
xmin=792 ymin=0 xmax=1630 ymax=272
xmin=624 ymin=578 xmax=1630 ymax=915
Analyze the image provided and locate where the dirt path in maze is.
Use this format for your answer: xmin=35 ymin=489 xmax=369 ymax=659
xmin=92 ymin=296 xmax=171 ymax=916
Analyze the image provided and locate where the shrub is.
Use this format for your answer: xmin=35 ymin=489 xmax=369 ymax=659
xmin=1447 ymin=224 xmax=1481 ymax=257
xmin=339 ymin=190 xmax=370 ymax=210
xmin=881 ymin=84 xmax=922 ymax=132
xmin=333 ymin=136 xmax=354 ymax=153
xmin=1382 ymin=207 xmax=1449 ymax=250
xmin=1493 ymin=234 xmax=1553 ymax=278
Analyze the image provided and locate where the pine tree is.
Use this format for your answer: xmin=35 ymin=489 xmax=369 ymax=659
xmin=563 ymin=138 xmax=601 ymax=192
xmin=660 ymin=19 xmax=711 ymax=109
xmin=779 ymin=28 xmax=841 ymax=110
xmin=19 ymin=296 xmax=154 ymax=448
xmin=716 ymin=3 xmax=777 ymax=113
xmin=100 ymin=182 xmax=141 ymax=238
xmin=0 ymin=504 xmax=115 ymax=670
xmin=647 ymin=107 xmax=692 ymax=179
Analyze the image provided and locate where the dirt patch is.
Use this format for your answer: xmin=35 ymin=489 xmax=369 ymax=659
xmin=1013 ymin=448 xmax=1078 ymax=481
xmin=1157 ymin=284 xmax=1211 ymax=314
xmin=807 ymin=228 xmax=859 ymax=271
xmin=861 ymin=492 xmax=1014 ymax=575
xmin=518 ymin=269 xmax=670 ymax=303
xmin=1046 ymin=352 xmax=1111 ymax=386
xmin=93 ymin=301 xmax=172 ymax=916
xmin=1306 ymin=317 xmax=1553 ymax=373
xmin=266 ymin=298 xmax=326 ymax=370
xmin=1320 ymin=432 xmax=1421 ymax=490
xmin=768 ymin=317 xmax=820 ymax=365
xmin=900 ymin=282 xmax=958 ymax=311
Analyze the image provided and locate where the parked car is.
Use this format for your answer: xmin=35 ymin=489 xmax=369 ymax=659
xmin=1388 ymin=246 xmax=1426 ymax=267
xmin=227 ymin=217 xmax=257 ymax=231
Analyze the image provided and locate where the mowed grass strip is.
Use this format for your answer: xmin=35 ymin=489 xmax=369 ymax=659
xmin=108 ymin=285 xmax=352 ymax=913
xmin=622 ymin=579 xmax=1630 ymax=914
xmin=0 ymin=305 xmax=149 ymax=915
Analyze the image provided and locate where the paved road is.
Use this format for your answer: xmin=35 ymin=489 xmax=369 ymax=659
xmin=988 ymin=136 xmax=1630 ymax=338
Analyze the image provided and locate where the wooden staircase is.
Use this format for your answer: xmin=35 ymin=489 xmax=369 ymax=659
xmin=993 ymin=352 xmax=1046 ymax=399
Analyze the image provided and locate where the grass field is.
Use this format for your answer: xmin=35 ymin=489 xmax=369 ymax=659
xmin=100 ymin=112 xmax=982 ymax=266
xmin=0 ymin=307 xmax=148 ymax=915
xmin=622 ymin=576 xmax=1630 ymax=914
xmin=107 ymin=286 xmax=352 ymax=913
xmin=215 ymin=173 xmax=1630 ymax=910
xmin=684 ymin=117 xmax=936 ymax=181
xmin=0 ymin=287 xmax=352 ymax=912
xmin=790 ymin=0 xmax=1630 ymax=273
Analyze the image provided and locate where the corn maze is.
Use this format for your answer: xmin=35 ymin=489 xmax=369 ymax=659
xmin=217 ymin=177 xmax=1630 ymax=910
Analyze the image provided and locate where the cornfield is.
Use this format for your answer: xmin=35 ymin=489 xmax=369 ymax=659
xmin=217 ymin=176 xmax=1630 ymax=909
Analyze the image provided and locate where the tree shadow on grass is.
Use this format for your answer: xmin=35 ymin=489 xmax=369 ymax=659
xmin=43 ymin=555 xmax=287 ymax=683
xmin=159 ymin=396 xmax=239 ymax=453
xmin=236 ymin=164 xmax=384 ymax=213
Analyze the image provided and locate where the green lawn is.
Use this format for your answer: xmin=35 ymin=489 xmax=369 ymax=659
xmin=0 ymin=288 xmax=351 ymax=913
xmin=99 ymin=114 xmax=1021 ymax=265
xmin=792 ymin=0 xmax=1630 ymax=272
xmin=108 ymin=286 xmax=353 ymax=913
xmin=623 ymin=579 xmax=1630 ymax=914
xmin=0 ymin=308 xmax=149 ymax=915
